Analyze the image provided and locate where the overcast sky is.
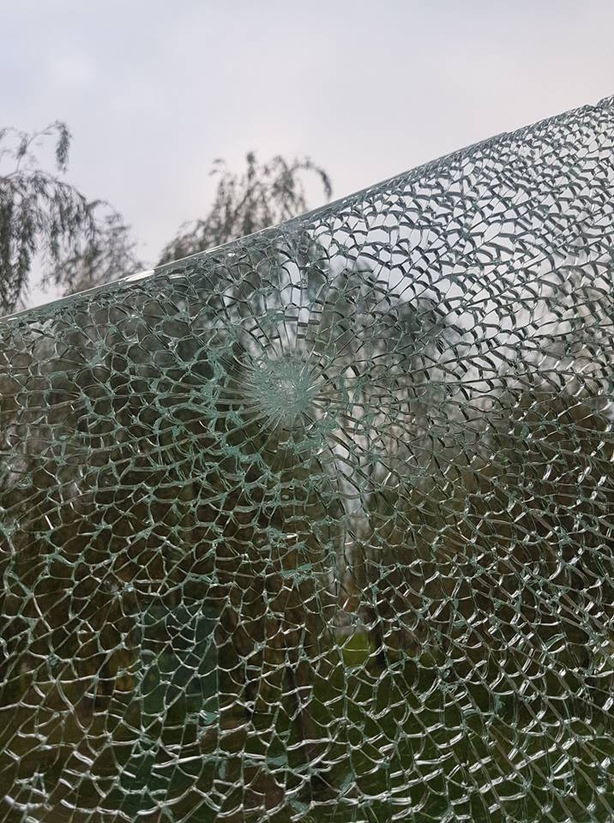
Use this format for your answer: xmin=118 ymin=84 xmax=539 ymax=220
xmin=2 ymin=0 xmax=614 ymax=307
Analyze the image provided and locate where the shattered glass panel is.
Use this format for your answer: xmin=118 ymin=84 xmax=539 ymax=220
xmin=1 ymin=97 xmax=614 ymax=822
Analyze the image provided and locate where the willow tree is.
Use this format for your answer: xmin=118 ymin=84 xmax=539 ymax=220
xmin=0 ymin=121 xmax=141 ymax=314
xmin=158 ymin=152 xmax=332 ymax=264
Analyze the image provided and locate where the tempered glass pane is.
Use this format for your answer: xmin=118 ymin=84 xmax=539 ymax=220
xmin=1 ymin=96 xmax=613 ymax=822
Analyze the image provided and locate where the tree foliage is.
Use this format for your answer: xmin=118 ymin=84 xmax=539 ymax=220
xmin=0 ymin=120 xmax=334 ymax=311
xmin=0 ymin=122 xmax=141 ymax=314
xmin=60 ymin=207 xmax=143 ymax=295
xmin=158 ymin=152 xmax=333 ymax=265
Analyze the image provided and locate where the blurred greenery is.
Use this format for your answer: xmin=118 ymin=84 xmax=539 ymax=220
xmin=1 ymin=385 xmax=613 ymax=821
xmin=1 ymin=592 xmax=612 ymax=822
